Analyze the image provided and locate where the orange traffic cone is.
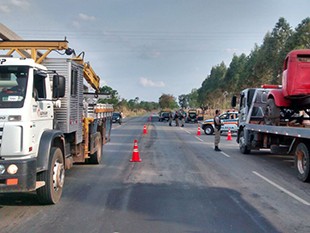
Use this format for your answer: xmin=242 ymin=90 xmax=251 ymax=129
xmin=227 ymin=128 xmax=232 ymax=141
xmin=196 ymin=125 xmax=201 ymax=136
xmin=143 ymin=124 xmax=148 ymax=134
xmin=130 ymin=139 xmax=142 ymax=162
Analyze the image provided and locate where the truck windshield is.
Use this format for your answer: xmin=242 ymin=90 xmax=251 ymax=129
xmin=0 ymin=66 xmax=29 ymax=108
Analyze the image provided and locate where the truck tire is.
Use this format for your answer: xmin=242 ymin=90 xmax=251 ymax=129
xmin=264 ymin=98 xmax=280 ymax=125
xmin=295 ymin=142 xmax=310 ymax=182
xmin=204 ymin=125 xmax=214 ymax=135
xmin=37 ymin=147 xmax=65 ymax=204
xmin=239 ymin=130 xmax=251 ymax=154
xmin=88 ymin=133 xmax=102 ymax=164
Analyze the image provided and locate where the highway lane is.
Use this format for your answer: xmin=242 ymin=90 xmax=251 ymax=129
xmin=0 ymin=115 xmax=309 ymax=233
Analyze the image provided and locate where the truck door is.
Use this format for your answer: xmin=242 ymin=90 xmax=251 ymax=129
xmin=31 ymin=74 xmax=53 ymax=153
xmin=239 ymin=91 xmax=247 ymax=123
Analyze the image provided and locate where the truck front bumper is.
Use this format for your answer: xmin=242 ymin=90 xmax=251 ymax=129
xmin=0 ymin=158 xmax=37 ymax=192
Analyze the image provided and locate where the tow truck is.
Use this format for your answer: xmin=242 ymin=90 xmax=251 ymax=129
xmin=232 ymin=49 xmax=310 ymax=182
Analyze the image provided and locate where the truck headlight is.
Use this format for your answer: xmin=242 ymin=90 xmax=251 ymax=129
xmin=0 ymin=164 xmax=5 ymax=174
xmin=8 ymin=115 xmax=21 ymax=121
xmin=7 ymin=164 xmax=18 ymax=175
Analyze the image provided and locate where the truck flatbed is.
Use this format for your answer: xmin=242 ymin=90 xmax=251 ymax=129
xmin=245 ymin=123 xmax=310 ymax=139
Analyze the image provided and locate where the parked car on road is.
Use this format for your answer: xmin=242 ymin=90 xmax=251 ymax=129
xmin=201 ymin=111 xmax=238 ymax=135
xmin=186 ymin=110 xmax=198 ymax=123
xmin=112 ymin=112 xmax=122 ymax=124
xmin=159 ymin=111 xmax=170 ymax=122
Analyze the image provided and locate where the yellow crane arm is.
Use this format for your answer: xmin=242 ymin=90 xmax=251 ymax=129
xmin=0 ymin=40 xmax=69 ymax=64
xmin=83 ymin=62 xmax=100 ymax=92
xmin=0 ymin=40 xmax=101 ymax=92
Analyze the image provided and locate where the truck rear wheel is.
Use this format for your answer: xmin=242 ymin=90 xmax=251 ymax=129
xmin=37 ymin=147 xmax=65 ymax=204
xmin=239 ymin=130 xmax=251 ymax=154
xmin=88 ymin=133 xmax=102 ymax=164
xmin=264 ymin=98 xmax=280 ymax=125
xmin=295 ymin=142 xmax=310 ymax=182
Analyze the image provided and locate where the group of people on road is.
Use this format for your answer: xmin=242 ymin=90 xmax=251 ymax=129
xmin=167 ymin=108 xmax=224 ymax=152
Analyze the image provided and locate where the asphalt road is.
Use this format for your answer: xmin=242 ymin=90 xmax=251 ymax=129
xmin=0 ymin=115 xmax=310 ymax=233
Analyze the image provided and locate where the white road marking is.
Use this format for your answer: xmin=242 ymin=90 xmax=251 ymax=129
xmin=220 ymin=151 xmax=230 ymax=157
xmin=253 ymin=171 xmax=310 ymax=206
xmin=195 ymin=136 xmax=204 ymax=142
xmin=181 ymin=128 xmax=191 ymax=134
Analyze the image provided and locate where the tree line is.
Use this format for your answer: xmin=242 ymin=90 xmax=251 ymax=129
xmin=181 ymin=17 xmax=310 ymax=110
xmin=99 ymin=17 xmax=310 ymax=112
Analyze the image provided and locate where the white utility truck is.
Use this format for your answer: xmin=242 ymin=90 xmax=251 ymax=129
xmin=0 ymin=40 xmax=113 ymax=204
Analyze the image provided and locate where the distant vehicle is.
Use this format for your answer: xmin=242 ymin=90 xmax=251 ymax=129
xmin=112 ymin=112 xmax=122 ymax=124
xmin=150 ymin=112 xmax=160 ymax=122
xmin=159 ymin=111 xmax=170 ymax=122
xmin=201 ymin=112 xmax=238 ymax=135
xmin=186 ymin=110 xmax=198 ymax=123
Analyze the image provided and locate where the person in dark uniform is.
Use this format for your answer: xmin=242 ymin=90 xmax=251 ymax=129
xmin=214 ymin=109 xmax=223 ymax=151
xmin=169 ymin=111 xmax=173 ymax=126
xmin=174 ymin=110 xmax=179 ymax=126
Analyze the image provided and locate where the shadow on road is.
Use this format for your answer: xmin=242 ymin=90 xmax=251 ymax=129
xmin=105 ymin=182 xmax=280 ymax=233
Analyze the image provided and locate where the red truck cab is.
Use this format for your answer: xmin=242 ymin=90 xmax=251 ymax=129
xmin=265 ymin=50 xmax=310 ymax=125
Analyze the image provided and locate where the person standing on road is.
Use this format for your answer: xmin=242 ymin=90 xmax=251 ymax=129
xmin=214 ymin=109 xmax=223 ymax=151
xmin=180 ymin=110 xmax=185 ymax=127
xmin=169 ymin=111 xmax=173 ymax=126
xmin=174 ymin=110 xmax=179 ymax=126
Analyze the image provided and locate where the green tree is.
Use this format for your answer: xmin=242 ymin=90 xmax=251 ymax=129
xmin=178 ymin=94 xmax=189 ymax=109
xmin=159 ymin=94 xmax=178 ymax=109
xmin=188 ymin=89 xmax=199 ymax=108
xmin=98 ymin=85 xmax=119 ymax=105
xmin=198 ymin=62 xmax=227 ymax=108
xmin=285 ymin=17 xmax=310 ymax=51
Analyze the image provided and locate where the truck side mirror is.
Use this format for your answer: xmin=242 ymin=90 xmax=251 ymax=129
xmin=231 ymin=96 xmax=237 ymax=107
xmin=53 ymin=75 xmax=66 ymax=98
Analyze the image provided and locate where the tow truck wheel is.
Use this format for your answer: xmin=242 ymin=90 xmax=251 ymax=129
xmin=204 ymin=125 xmax=214 ymax=135
xmin=264 ymin=98 xmax=280 ymax=125
xmin=295 ymin=142 xmax=310 ymax=182
xmin=239 ymin=130 xmax=251 ymax=154
xmin=37 ymin=147 xmax=65 ymax=204
xmin=88 ymin=133 xmax=102 ymax=164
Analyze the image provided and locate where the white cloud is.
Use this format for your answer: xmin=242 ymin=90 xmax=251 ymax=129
xmin=72 ymin=13 xmax=96 ymax=28
xmin=0 ymin=0 xmax=29 ymax=13
xmin=11 ymin=0 xmax=30 ymax=8
xmin=139 ymin=77 xmax=165 ymax=88
xmin=78 ymin=13 xmax=96 ymax=21
xmin=72 ymin=20 xmax=80 ymax=29
xmin=0 ymin=5 xmax=10 ymax=13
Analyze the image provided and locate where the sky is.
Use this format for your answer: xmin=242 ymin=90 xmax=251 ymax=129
xmin=0 ymin=0 xmax=310 ymax=102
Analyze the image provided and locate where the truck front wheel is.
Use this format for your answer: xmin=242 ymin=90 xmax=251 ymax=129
xmin=264 ymin=98 xmax=280 ymax=125
xmin=295 ymin=143 xmax=310 ymax=182
xmin=239 ymin=131 xmax=251 ymax=154
xmin=37 ymin=147 xmax=65 ymax=204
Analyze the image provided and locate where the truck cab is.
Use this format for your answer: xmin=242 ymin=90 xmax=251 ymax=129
xmin=0 ymin=57 xmax=66 ymax=202
xmin=265 ymin=50 xmax=310 ymax=125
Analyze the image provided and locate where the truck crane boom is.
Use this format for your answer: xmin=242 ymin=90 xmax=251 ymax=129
xmin=0 ymin=40 xmax=101 ymax=92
